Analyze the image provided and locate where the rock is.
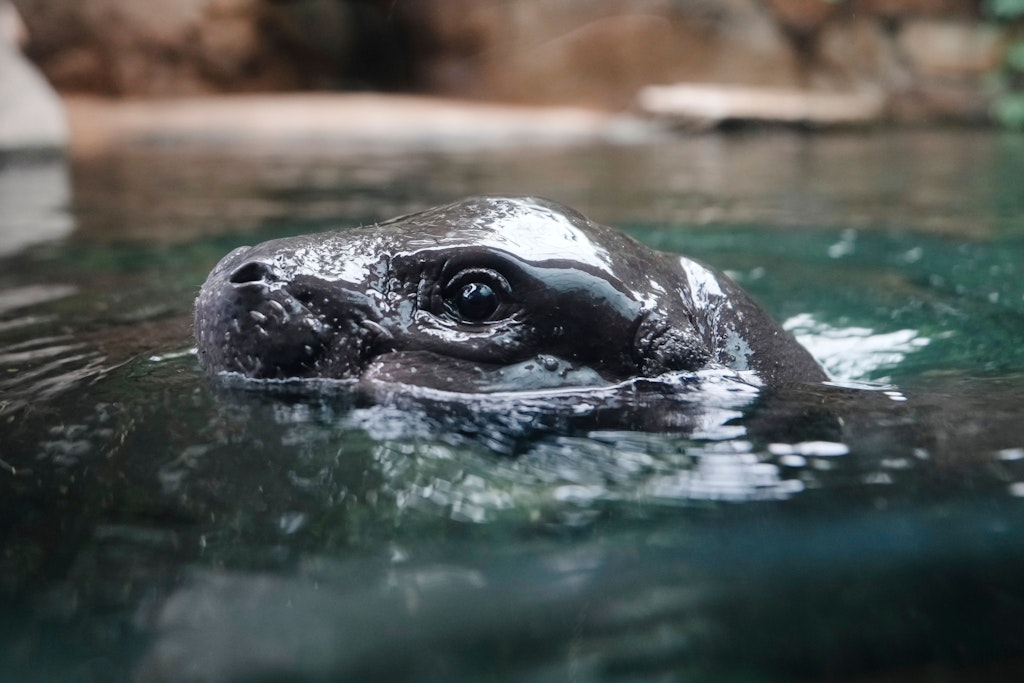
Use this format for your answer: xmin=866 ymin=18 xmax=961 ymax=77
xmin=764 ymin=0 xmax=841 ymax=38
xmin=13 ymin=0 xmax=305 ymax=95
xmin=6 ymin=0 xmax=1009 ymax=124
xmin=263 ymin=0 xmax=413 ymax=90
xmin=13 ymin=0 xmax=410 ymax=95
xmin=852 ymin=0 xmax=980 ymax=19
xmin=898 ymin=18 xmax=1002 ymax=77
xmin=889 ymin=18 xmax=1002 ymax=121
xmin=397 ymin=0 xmax=804 ymax=107
xmin=817 ymin=16 xmax=903 ymax=85
xmin=0 ymin=0 xmax=67 ymax=151
xmin=638 ymin=82 xmax=886 ymax=128
xmin=392 ymin=0 xmax=997 ymax=123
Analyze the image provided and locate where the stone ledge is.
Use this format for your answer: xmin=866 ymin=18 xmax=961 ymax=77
xmin=638 ymin=83 xmax=888 ymax=129
xmin=64 ymin=94 xmax=657 ymax=155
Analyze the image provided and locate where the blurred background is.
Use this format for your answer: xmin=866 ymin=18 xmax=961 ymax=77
xmin=4 ymin=0 xmax=1024 ymax=153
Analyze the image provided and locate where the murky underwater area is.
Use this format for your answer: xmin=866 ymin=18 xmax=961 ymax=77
xmin=3 ymin=129 xmax=1024 ymax=682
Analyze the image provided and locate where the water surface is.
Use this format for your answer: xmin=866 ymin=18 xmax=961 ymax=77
xmin=3 ymin=130 xmax=1024 ymax=682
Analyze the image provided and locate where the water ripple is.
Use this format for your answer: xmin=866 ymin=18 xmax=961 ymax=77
xmin=0 ymin=285 xmax=112 ymax=413
xmin=783 ymin=312 xmax=930 ymax=382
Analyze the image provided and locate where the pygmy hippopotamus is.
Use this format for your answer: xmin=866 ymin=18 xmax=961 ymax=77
xmin=194 ymin=196 xmax=825 ymax=394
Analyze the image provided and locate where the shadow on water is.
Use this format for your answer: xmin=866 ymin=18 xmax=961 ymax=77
xmin=3 ymin=130 xmax=1024 ymax=681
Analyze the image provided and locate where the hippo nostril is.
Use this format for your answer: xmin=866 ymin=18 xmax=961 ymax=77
xmin=229 ymin=261 xmax=277 ymax=286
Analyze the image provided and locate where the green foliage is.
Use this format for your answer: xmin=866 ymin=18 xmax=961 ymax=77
xmin=987 ymin=0 xmax=1024 ymax=20
xmin=986 ymin=1 xmax=1024 ymax=129
xmin=1006 ymin=39 xmax=1024 ymax=71
xmin=993 ymin=93 xmax=1024 ymax=128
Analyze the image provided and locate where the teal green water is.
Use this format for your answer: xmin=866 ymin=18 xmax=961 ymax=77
xmin=3 ymin=130 xmax=1024 ymax=682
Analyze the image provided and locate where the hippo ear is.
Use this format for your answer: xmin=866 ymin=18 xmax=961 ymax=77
xmin=634 ymin=313 xmax=711 ymax=376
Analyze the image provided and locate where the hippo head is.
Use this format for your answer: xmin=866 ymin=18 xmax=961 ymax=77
xmin=194 ymin=196 xmax=823 ymax=392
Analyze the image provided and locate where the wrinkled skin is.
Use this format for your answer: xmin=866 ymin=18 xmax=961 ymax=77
xmin=194 ymin=196 xmax=826 ymax=393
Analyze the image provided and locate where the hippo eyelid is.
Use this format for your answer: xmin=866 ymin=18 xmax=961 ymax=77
xmin=443 ymin=267 xmax=512 ymax=297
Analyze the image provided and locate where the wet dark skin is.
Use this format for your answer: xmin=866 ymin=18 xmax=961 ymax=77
xmin=194 ymin=196 xmax=826 ymax=392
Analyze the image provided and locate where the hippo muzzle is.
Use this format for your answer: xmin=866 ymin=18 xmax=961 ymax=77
xmin=195 ymin=245 xmax=391 ymax=380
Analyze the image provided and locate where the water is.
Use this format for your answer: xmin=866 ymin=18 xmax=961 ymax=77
xmin=3 ymin=130 xmax=1024 ymax=682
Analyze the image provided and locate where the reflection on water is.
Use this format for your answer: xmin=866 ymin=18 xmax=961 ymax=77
xmin=134 ymin=497 xmax=1024 ymax=683
xmin=0 ymin=156 xmax=73 ymax=257
xmin=783 ymin=312 xmax=931 ymax=384
xmin=3 ymin=130 xmax=1024 ymax=682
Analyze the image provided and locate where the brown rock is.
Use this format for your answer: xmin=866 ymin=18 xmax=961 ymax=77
xmin=817 ymin=16 xmax=904 ymax=89
xmin=852 ymin=0 xmax=980 ymax=19
xmin=40 ymin=45 xmax=110 ymax=92
xmin=764 ymin=0 xmax=841 ymax=37
xmin=888 ymin=18 xmax=1000 ymax=122
xmin=8 ymin=0 xmax=1007 ymax=125
xmin=399 ymin=0 xmax=803 ymax=108
xmin=898 ymin=18 xmax=1001 ymax=77
xmin=481 ymin=14 xmax=689 ymax=108
xmin=13 ymin=0 xmax=305 ymax=94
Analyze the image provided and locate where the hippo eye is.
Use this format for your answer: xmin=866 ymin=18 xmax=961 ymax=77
xmin=455 ymin=282 xmax=499 ymax=320
xmin=443 ymin=268 xmax=511 ymax=323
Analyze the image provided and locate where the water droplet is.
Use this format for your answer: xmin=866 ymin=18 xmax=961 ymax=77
xmin=997 ymin=448 xmax=1024 ymax=461
xmin=538 ymin=355 xmax=560 ymax=372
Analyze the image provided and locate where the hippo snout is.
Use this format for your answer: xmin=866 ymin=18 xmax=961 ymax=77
xmin=195 ymin=250 xmax=387 ymax=381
